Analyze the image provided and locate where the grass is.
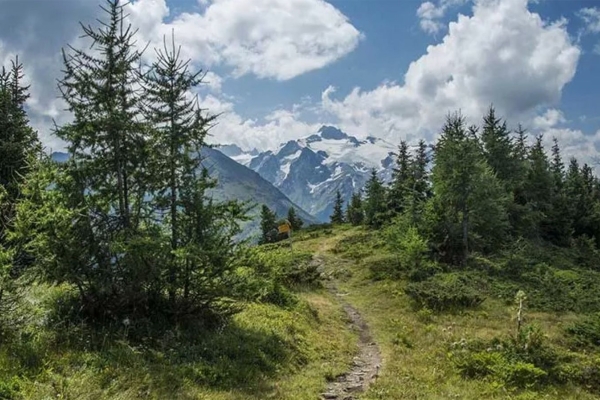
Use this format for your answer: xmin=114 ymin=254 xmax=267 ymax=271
xmin=294 ymin=225 xmax=600 ymax=399
xmin=4 ymin=225 xmax=600 ymax=399
xmin=0 ymin=249 xmax=357 ymax=399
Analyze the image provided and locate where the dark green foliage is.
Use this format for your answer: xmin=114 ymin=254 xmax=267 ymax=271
xmin=330 ymin=190 xmax=345 ymax=224
xmin=232 ymin=246 xmax=318 ymax=307
xmin=449 ymin=324 xmax=597 ymax=390
xmin=11 ymin=2 xmax=245 ymax=322
xmin=141 ymin=35 xmax=247 ymax=315
xmin=387 ymin=140 xmax=411 ymax=215
xmin=405 ymin=139 xmax=431 ymax=225
xmin=0 ymin=57 xmax=40 ymax=205
xmin=287 ymin=207 xmax=303 ymax=231
xmin=566 ymin=313 xmax=600 ymax=348
xmin=0 ymin=58 xmax=39 ymax=314
xmin=364 ymin=169 xmax=386 ymax=228
xmin=259 ymin=205 xmax=278 ymax=244
xmin=430 ymin=113 xmax=509 ymax=265
xmin=346 ymin=191 xmax=364 ymax=226
xmin=405 ymin=272 xmax=486 ymax=311
xmin=480 ymin=106 xmax=517 ymax=187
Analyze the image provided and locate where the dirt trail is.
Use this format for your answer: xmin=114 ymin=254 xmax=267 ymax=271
xmin=311 ymin=238 xmax=382 ymax=399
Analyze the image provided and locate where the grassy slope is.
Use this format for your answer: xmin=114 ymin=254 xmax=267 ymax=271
xmin=1 ymin=267 xmax=356 ymax=399
xmin=294 ymin=226 xmax=599 ymax=400
xmin=4 ymin=226 xmax=600 ymax=399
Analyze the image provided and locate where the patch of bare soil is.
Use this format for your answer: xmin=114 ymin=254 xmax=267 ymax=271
xmin=314 ymin=257 xmax=382 ymax=400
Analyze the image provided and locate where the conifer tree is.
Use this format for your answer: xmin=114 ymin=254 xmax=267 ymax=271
xmin=387 ymin=140 xmax=411 ymax=215
xmin=522 ymin=135 xmax=554 ymax=241
xmin=481 ymin=106 xmax=516 ymax=186
xmin=15 ymin=1 xmax=152 ymax=314
xmin=330 ymin=190 xmax=345 ymax=224
xmin=545 ymin=138 xmax=572 ymax=246
xmin=0 ymin=58 xmax=40 ymax=303
xmin=405 ymin=139 xmax=430 ymax=225
xmin=346 ymin=191 xmax=364 ymax=226
xmin=259 ymin=205 xmax=277 ymax=244
xmin=364 ymin=169 xmax=386 ymax=228
xmin=0 ymin=58 xmax=40 ymax=204
xmin=430 ymin=112 xmax=508 ymax=265
xmin=287 ymin=207 xmax=303 ymax=231
xmin=141 ymin=34 xmax=245 ymax=312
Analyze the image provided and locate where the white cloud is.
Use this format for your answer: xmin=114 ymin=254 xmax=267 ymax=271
xmin=577 ymin=7 xmax=600 ymax=34
xmin=533 ymin=108 xmax=566 ymax=130
xmin=200 ymin=95 xmax=322 ymax=150
xmin=322 ymin=0 xmax=580 ymax=145
xmin=202 ymin=71 xmax=223 ymax=93
xmin=127 ymin=0 xmax=363 ymax=81
xmin=417 ymin=0 xmax=467 ymax=35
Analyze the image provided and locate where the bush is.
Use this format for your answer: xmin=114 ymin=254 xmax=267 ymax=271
xmin=231 ymin=246 xmax=319 ymax=307
xmin=366 ymin=254 xmax=402 ymax=280
xmin=451 ymin=324 xmax=577 ymax=389
xmin=405 ymin=272 xmax=486 ymax=311
xmin=565 ymin=313 xmax=600 ymax=348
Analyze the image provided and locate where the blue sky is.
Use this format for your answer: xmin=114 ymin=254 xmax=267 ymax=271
xmin=1 ymin=0 xmax=600 ymax=164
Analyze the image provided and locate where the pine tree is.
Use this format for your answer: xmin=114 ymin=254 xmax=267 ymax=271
xmin=522 ymin=135 xmax=554 ymax=241
xmin=287 ymin=207 xmax=303 ymax=231
xmin=364 ymin=169 xmax=386 ymax=228
xmin=405 ymin=139 xmax=430 ymax=225
xmin=387 ymin=140 xmax=411 ymax=215
xmin=15 ymin=1 xmax=151 ymax=314
xmin=430 ymin=112 xmax=508 ymax=265
xmin=141 ymin=34 xmax=244 ymax=312
xmin=346 ymin=191 xmax=364 ymax=226
xmin=259 ymin=205 xmax=277 ymax=244
xmin=0 ymin=58 xmax=39 ymax=202
xmin=545 ymin=138 xmax=572 ymax=246
xmin=0 ymin=58 xmax=40 ymax=305
xmin=330 ymin=190 xmax=345 ymax=224
xmin=481 ymin=106 xmax=516 ymax=186
xmin=566 ymin=160 xmax=600 ymax=244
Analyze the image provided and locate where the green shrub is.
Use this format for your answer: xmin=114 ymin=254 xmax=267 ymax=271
xmin=366 ymin=254 xmax=402 ymax=280
xmin=565 ymin=313 xmax=600 ymax=348
xmin=407 ymin=261 xmax=442 ymax=282
xmin=405 ymin=272 xmax=486 ymax=311
xmin=0 ymin=376 xmax=20 ymax=399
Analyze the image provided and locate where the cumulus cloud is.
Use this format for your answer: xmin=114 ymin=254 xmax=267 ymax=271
xmin=200 ymin=94 xmax=323 ymax=150
xmin=127 ymin=0 xmax=363 ymax=81
xmin=417 ymin=0 xmax=467 ymax=35
xmin=322 ymin=0 xmax=580 ymax=145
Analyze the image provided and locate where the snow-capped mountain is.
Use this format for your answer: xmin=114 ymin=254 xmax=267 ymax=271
xmin=222 ymin=126 xmax=397 ymax=221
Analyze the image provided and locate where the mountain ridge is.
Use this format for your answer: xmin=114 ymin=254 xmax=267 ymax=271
xmin=220 ymin=125 xmax=398 ymax=221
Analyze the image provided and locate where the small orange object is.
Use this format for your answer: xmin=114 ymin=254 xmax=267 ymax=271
xmin=278 ymin=223 xmax=291 ymax=234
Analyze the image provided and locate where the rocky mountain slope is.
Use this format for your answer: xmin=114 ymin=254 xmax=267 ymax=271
xmin=223 ymin=126 xmax=397 ymax=221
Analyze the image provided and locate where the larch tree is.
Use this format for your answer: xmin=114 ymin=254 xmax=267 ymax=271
xmin=387 ymin=140 xmax=411 ymax=216
xmin=15 ymin=0 xmax=154 ymax=315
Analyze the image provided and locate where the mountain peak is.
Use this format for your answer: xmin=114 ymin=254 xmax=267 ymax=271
xmin=318 ymin=126 xmax=348 ymax=140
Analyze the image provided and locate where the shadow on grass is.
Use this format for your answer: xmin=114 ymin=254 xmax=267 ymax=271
xmin=5 ymin=289 xmax=308 ymax=398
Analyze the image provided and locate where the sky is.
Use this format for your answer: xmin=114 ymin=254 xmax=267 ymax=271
xmin=1 ymin=0 xmax=600 ymax=167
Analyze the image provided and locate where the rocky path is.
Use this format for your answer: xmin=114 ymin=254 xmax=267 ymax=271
xmin=312 ymin=254 xmax=382 ymax=400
